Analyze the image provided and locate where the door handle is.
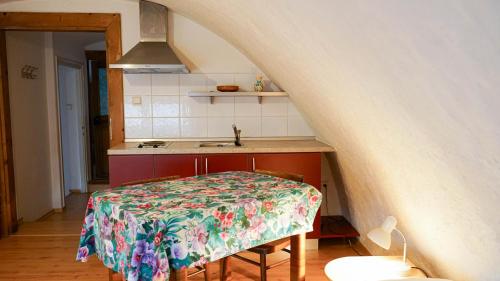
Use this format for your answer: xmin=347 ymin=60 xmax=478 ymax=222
xmin=195 ymin=158 xmax=198 ymax=176
xmin=205 ymin=158 xmax=208 ymax=175
xmin=252 ymin=157 xmax=256 ymax=172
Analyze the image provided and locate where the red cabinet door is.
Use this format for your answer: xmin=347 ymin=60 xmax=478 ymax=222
xmin=251 ymin=153 xmax=322 ymax=238
xmin=109 ymin=155 xmax=154 ymax=188
xmin=154 ymin=154 xmax=201 ymax=178
xmin=202 ymin=154 xmax=250 ymax=174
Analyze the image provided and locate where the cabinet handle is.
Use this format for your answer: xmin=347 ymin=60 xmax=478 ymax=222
xmin=195 ymin=158 xmax=198 ymax=176
xmin=205 ymin=158 xmax=208 ymax=175
xmin=252 ymin=157 xmax=256 ymax=172
xmin=109 ymin=118 xmax=112 ymax=141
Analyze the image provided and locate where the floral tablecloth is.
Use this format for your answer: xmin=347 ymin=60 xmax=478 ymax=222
xmin=76 ymin=171 xmax=322 ymax=281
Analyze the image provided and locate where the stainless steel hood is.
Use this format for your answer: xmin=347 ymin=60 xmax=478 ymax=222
xmin=110 ymin=1 xmax=188 ymax=74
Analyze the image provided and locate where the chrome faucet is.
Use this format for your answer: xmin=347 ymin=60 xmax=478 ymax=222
xmin=232 ymin=124 xmax=242 ymax=146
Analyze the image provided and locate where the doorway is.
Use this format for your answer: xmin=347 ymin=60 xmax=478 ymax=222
xmin=86 ymin=51 xmax=109 ymax=183
xmin=0 ymin=12 xmax=123 ymax=236
xmin=56 ymin=58 xmax=87 ymax=196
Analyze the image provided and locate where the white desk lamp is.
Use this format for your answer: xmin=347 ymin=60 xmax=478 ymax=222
xmin=325 ymin=217 xmax=451 ymax=280
xmin=367 ymin=216 xmax=407 ymax=263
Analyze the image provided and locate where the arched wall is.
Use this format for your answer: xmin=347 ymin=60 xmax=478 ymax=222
xmin=153 ymin=1 xmax=500 ymax=280
xmin=0 ymin=0 xmax=499 ymax=279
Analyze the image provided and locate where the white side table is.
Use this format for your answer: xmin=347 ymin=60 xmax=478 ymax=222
xmin=324 ymin=256 xmax=427 ymax=281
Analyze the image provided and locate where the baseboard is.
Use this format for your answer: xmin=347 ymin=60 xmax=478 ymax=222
xmin=53 ymin=207 xmax=64 ymax=213
xmin=36 ymin=209 xmax=55 ymax=221
xmin=352 ymin=239 xmax=371 ymax=256
xmin=69 ymin=189 xmax=82 ymax=194
xmin=17 ymin=217 xmax=23 ymax=226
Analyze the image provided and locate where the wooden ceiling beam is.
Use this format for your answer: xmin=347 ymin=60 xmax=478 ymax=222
xmin=0 ymin=12 xmax=119 ymax=31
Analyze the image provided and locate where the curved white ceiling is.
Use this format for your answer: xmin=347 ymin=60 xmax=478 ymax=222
xmin=0 ymin=0 xmax=498 ymax=279
xmin=154 ymin=1 xmax=499 ymax=280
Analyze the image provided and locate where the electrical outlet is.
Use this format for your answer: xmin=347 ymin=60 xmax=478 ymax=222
xmin=132 ymin=96 xmax=142 ymax=105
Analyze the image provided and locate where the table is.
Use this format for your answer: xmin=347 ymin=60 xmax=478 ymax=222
xmin=324 ymin=256 xmax=428 ymax=281
xmin=77 ymin=171 xmax=322 ymax=281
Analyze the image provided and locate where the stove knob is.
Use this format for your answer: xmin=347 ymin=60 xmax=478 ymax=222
xmin=138 ymin=144 xmax=143 ymax=148
xmin=153 ymin=144 xmax=159 ymax=148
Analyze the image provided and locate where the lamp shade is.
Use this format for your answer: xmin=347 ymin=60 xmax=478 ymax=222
xmin=367 ymin=216 xmax=397 ymax=250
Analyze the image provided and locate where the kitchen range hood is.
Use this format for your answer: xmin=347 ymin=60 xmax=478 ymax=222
xmin=110 ymin=1 xmax=188 ymax=74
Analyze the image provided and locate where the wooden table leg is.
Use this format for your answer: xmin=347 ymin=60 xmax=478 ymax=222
xmin=290 ymin=233 xmax=306 ymax=281
xmin=173 ymin=268 xmax=187 ymax=281
xmin=108 ymin=269 xmax=114 ymax=281
xmin=108 ymin=269 xmax=124 ymax=281
xmin=204 ymin=262 xmax=212 ymax=281
xmin=220 ymin=256 xmax=232 ymax=281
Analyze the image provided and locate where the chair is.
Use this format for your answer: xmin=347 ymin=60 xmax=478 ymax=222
xmin=221 ymin=169 xmax=305 ymax=281
xmin=123 ymin=175 xmax=181 ymax=186
xmin=253 ymin=169 xmax=304 ymax=183
xmin=171 ymin=265 xmax=213 ymax=281
xmin=110 ymin=265 xmax=213 ymax=281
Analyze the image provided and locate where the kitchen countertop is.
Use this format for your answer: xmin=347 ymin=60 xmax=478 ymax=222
xmin=108 ymin=139 xmax=334 ymax=155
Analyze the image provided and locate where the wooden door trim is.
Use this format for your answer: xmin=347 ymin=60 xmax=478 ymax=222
xmin=85 ymin=50 xmax=109 ymax=183
xmin=0 ymin=12 xmax=124 ymax=237
xmin=0 ymin=30 xmax=16 ymax=236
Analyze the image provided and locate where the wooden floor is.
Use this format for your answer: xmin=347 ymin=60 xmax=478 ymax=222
xmin=0 ymin=193 xmax=368 ymax=281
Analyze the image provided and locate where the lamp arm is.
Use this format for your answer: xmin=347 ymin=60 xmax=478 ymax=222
xmin=394 ymin=228 xmax=407 ymax=263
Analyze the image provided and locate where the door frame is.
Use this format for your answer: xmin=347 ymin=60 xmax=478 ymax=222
xmin=55 ymin=57 xmax=88 ymax=203
xmin=85 ymin=50 xmax=110 ymax=184
xmin=0 ymin=12 xmax=124 ymax=237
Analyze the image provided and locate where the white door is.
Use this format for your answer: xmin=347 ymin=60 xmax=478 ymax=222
xmin=57 ymin=61 xmax=87 ymax=196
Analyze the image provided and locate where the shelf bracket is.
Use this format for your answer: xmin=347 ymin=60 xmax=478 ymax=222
xmin=258 ymin=96 xmax=263 ymax=104
xmin=210 ymin=96 xmax=215 ymax=104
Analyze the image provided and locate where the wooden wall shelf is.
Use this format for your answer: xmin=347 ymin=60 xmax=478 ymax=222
xmin=188 ymin=91 xmax=288 ymax=104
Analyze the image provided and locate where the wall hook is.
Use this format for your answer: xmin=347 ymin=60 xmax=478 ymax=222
xmin=21 ymin=65 xmax=38 ymax=79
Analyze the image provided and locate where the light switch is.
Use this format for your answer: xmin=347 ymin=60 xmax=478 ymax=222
xmin=132 ymin=96 xmax=142 ymax=105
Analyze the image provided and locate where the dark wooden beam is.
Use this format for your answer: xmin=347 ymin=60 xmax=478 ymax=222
xmin=0 ymin=30 xmax=17 ymax=237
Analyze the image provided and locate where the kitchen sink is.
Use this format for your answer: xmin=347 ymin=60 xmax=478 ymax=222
xmin=198 ymin=142 xmax=242 ymax=148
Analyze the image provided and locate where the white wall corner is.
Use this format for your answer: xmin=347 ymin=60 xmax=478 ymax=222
xmin=44 ymin=32 xmax=63 ymax=209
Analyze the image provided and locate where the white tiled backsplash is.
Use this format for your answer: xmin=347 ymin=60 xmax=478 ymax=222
xmin=124 ymin=73 xmax=314 ymax=139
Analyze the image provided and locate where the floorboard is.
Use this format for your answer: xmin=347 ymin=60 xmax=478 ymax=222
xmin=0 ymin=193 xmax=369 ymax=281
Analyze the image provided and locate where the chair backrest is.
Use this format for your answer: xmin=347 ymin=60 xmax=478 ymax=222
xmin=254 ymin=169 xmax=304 ymax=183
xmin=123 ymin=175 xmax=181 ymax=186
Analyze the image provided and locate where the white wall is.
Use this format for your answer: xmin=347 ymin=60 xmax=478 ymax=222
xmin=43 ymin=32 xmax=62 ymax=209
xmin=6 ymin=31 xmax=53 ymax=222
xmin=0 ymin=0 xmax=140 ymax=208
xmin=2 ymin=3 xmax=496 ymax=279
xmin=123 ymin=11 xmax=314 ymax=139
xmin=6 ymin=30 xmax=94 ymax=216
xmin=0 ymin=0 xmax=315 ymax=139
xmin=168 ymin=12 xmax=259 ymax=74
xmin=123 ymin=73 xmax=314 ymax=139
xmin=84 ymin=40 xmax=106 ymax=51
xmin=53 ymin=32 xmax=103 ymax=62
xmin=155 ymin=1 xmax=500 ymax=280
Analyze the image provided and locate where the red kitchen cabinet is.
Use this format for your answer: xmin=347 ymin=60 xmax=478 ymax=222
xmin=108 ymin=152 xmax=324 ymax=238
xmin=202 ymin=154 xmax=250 ymax=174
xmin=109 ymin=155 xmax=154 ymax=188
xmin=250 ymin=153 xmax=322 ymax=238
xmin=154 ymin=154 xmax=201 ymax=178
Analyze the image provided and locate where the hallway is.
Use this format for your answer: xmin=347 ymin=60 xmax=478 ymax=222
xmin=0 ymin=193 xmax=366 ymax=281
